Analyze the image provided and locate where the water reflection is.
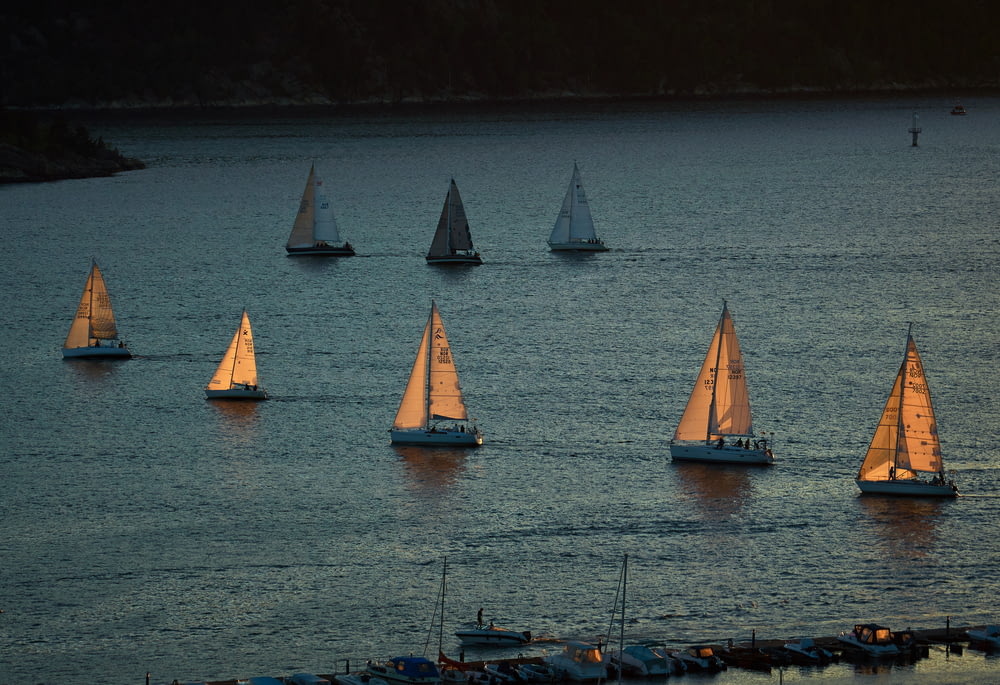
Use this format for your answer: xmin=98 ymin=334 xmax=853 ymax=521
xmin=673 ymin=462 xmax=753 ymax=520
xmin=395 ymin=445 xmax=468 ymax=493
xmin=208 ymin=398 xmax=261 ymax=442
xmin=858 ymin=496 xmax=945 ymax=559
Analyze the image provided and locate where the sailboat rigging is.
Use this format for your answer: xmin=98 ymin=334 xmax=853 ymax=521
xmin=670 ymin=301 xmax=774 ymax=464
xmin=426 ymin=179 xmax=482 ymax=265
xmin=390 ymin=301 xmax=482 ymax=446
xmin=285 ymin=164 xmax=355 ymax=256
xmin=62 ymin=260 xmax=131 ymax=358
xmin=547 ymin=163 xmax=609 ymax=251
xmin=205 ymin=310 xmax=268 ymax=400
xmin=855 ymin=325 xmax=957 ymax=496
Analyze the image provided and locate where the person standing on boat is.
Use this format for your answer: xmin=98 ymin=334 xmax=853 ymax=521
xmin=477 ymin=607 xmax=483 ymax=628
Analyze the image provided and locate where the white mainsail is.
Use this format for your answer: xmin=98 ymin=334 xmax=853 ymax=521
xmin=207 ymin=310 xmax=262 ymax=393
xmin=857 ymin=332 xmax=943 ymax=482
xmin=64 ymin=261 xmax=120 ymax=348
xmin=673 ymin=302 xmax=754 ymax=442
xmin=549 ymin=162 xmax=597 ymax=244
xmin=428 ymin=179 xmax=475 ymax=257
xmin=393 ymin=301 xmax=469 ymax=430
xmin=287 ymin=165 xmax=344 ymax=249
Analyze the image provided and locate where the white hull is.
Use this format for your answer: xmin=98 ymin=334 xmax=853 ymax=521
xmin=548 ymin=241 xmax=608 ymax=252
xmin=206 ymin=387 xmax=268 ymax=400
xmin=670 ymin=443 xmax=774 ymax=465
xmin=836 ymin=635 xmax=899 ymax=656
xmin=456 ymin=628 xmax=530 ymax=647
xmin=856 ymin=479 xmax=957 ymax=497
xmin=286 ymin=244 xmax=355 ymax=256
xmin=391 ymin=428 xmax=482 ymax=446
xmin=967 ymin=627 xmax=1000 ymax=648
xmin=62 ymin=344 xmax=131 ymax=359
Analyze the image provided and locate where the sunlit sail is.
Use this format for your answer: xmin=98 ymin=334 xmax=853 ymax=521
xmin=286 ymin=164 xmax=355 ymax=256
xmin=205 ymin=310 xmax=268 ymax=400
xmin=62 ymin=261 xmax=131 ymax=359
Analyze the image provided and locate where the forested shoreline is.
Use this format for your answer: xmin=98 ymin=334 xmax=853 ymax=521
xmin=3 ymin=1 xmax=997 ymax=110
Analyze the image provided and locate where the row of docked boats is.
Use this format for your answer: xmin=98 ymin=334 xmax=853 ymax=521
xmin=61 ymin=256 xmax=961 ymax=495
xmin=286 ymin=162 xmax=609 ymax=263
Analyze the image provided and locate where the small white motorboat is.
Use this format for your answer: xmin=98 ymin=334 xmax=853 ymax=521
xmin=336 ymin=674 xmax=390 ymax=685
xmin=483 ymin=662 xmax=524 ymax=683
xmin=456 ymin=624 xmax=531 ymax=647
xmin=967 ymin=625 xmax=1000 ymax=649
xmin=674 ymin=646 xmax=726 ymax=672
xmin=837 ymin=624 xmax=902 ymax=656
xmin=782 ymin=638 xmax=833 ymax=664
xmin=610 ymin=645 xmax=670 ymax=677
xmin=544 ymin=642 xmax=607 ymax=682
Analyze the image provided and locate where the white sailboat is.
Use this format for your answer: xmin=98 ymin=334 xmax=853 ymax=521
xmin=855 ymin=326 xmax=957 ymax=496
xmin=390 ymin=301 xmax=482 ymax=446
xmin=670 ymin=302 xmax=774 ymax=464
xmin=62 ymin=261 xmax=131 ymax=358
xmin=547 ymin=163 xmax=609 ymax=251
xmin=426 ymin=179 xmax=482 ymax=265
xmin=205 ymin=310 xmax=268 ymax=400
xmin=285 ymin=165 xmax=355 ymax=256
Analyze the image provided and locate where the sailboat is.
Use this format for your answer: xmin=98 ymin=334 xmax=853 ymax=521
xmin=205 ymin=310 xmax=268 ymax=400
xmin=547 ymin=163 xmax=609 ymax=251
xmin=855 ymin=326 xmax=957 ymax=496
xmin=390 ymin=301 xmax=482 ymax=446
xmin=62 ymin=261 xmax=131 ymax=358
xmin=670 ymin=301 xmax=774 ymax=464
xmin=426 ymin=179 xmax=482 ymax=265
xmin=285 ymin=165 xmax=355 ymax=256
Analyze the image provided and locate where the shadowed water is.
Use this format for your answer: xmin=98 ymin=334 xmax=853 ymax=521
xmin=1 ymin=96 xmax=998 ymax=685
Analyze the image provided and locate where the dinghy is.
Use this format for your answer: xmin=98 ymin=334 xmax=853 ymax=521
xmin=855 ymin=326 xmax=958 ymax=496
xmin=63 ymin=261 xmax=131 ymax=358
xmin=286 ymin=165 xmax=355 ymax=256
xmin=205 ymin=310 xmax=268 ymax=400
xmin=670 ymin=302 xmax=774 ymax=464
xmin=547 ymin=163 xmax=608 ymax=251
xmin=426 ymin=179 xmax=482 ymax=265
xmin=390 ymin=301 xmax=482 ymax=446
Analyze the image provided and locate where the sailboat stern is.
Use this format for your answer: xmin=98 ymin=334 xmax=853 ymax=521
xmin=390 ymin=426 xmax=483 ymax=446
xmin=855 ymin=478 xmax=957 ymax=497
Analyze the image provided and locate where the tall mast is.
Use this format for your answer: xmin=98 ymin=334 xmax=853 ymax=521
xmin=893 ymin=323 xmax=913 ymax=476
xmin=707 ymin=302 xmax=726 ymax=442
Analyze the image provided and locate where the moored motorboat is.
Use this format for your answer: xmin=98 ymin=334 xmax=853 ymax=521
xmin=837 ymin=624 xmax=906 ymax=656
xmin=613 ymin=644 xmax=670 ymax=676
xmin=483 ymin=662 xmax=524 ymax=683
xmin=336 ymin=674 xmax=390 ymax=685
xmin=781 ymin=637 xmax=833 ymax=664
xmin=967 ymin=625 xmax=1000 ymax=649
xmin=514 ymin=663 xmax=556 ymax=683
xmin=456 ymin=624 xmax=531 ymax=647
xmin=367 ymin=657 xmax=441 ymax=685
xmin=674 ymin=645 xmax=726 ymax=672
xmin=288 ymin=675 xmax=333 ymax=685
xmin=544 ymin=642 xmax=607 ymax=682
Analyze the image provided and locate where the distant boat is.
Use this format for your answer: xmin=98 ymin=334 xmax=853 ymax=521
xmin=390 ymin=301 xmax=482 ymax=446
xmin=951 ymin=104 xmax=967 ymax=115
xmin=286 ymin=165 xmax=355 ymax=256
xmin=455 ymin=624 xmax=531 ymax=647
xmin=62 ymin=261 xmax=131 ymax=359
xmin=837 ymin=623 xmax=908 ymax=657
xmin=205 ymin=310 xmax=268 ymax=400
xmin=547 ymin=163 xmax=609 ymax=251
xmin=670 ymin=302 xmax=774 ymax=465
xmin=426 ymin=179 xmax=482 ymax=265
xmin=855 ymin=326 xmax=957 ymax=496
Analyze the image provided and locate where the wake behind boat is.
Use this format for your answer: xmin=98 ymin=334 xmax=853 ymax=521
xmin=390 ymin=301 xmax=482 ymax=446
xmin=62 ymin=260 xmax=131 ymax=359
xmin=426 ymin=179 xmax=482 ymax=265
xmin=286 ymin=164 xmax=355 ymax=256
xmin=855 ymin=325 xmax=957 ymax=496
xmin=205 ymin=310 xmax=268 ymax=400
xmin=669 ymin=301 xmax=774 ymax=465
xmin=547 ymin=163 xmax=609 ymax=252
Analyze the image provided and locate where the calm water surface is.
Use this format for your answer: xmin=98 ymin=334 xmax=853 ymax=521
xmin=2 ymin=96 xmax=999 ymax=685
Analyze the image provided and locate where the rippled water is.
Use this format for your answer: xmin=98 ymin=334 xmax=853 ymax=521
xmin=2 ymin=96 xmax=999 ymax=685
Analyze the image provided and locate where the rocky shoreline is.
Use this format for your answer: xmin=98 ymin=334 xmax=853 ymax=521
xmin=0 ymin=141 xmax=144 ymax=183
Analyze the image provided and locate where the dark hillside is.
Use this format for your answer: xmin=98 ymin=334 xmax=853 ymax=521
xmin=2 ymin=0 xmax=998 ymax=108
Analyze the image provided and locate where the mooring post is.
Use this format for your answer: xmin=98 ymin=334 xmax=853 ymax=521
xmin=947 ymin=615 xmax=951 ymax=639
xmin=909 ymin=112 xmax=921 ymax=147
xmin=145 ymin=673 xmax=150 ymax=685
xmin=752 ymin=628 xmax=756 ymax=647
